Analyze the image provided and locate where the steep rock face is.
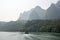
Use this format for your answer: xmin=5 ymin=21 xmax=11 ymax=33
xmin=28 ymin=10 xmax=40 ymax=20
xmin=18 ymin=6 xmax=45 ymax=21
xmin=28 ymin=6 xmax=45 ymax=20
xmin=18 ymin=11 xmax=31 ymax=21
xmin=46 ymin=4 xmax=60 ymax=20
xmin=56 ymin=0 xmax=60 ymax=9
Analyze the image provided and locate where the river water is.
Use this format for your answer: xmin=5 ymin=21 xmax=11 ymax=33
xmin=0 ymin=32 xmax=60 ymax=40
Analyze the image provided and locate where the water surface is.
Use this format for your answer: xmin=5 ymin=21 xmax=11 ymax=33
xmin=0 ymin=32 xmax=60 ymax=40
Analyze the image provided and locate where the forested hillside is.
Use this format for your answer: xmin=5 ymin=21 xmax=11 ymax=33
xmin=19 ymin=20 xmax=60 ymax=33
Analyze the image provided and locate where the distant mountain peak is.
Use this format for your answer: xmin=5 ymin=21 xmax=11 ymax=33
xmin=34 ymin=6 xmax=43 ymax=10
xmin=56 ymin=0 xmax=60 ymax=9
xmin=18 ymin=5 xmax=45 ymax=21
xmin=50 ymin=3 xmax=56 ymax=8
xmin=47 ymin=3 xmax=56 ymax=10
xmin=35 ymin=6 xmax=40 ymax=9
xmin=46 ymin=3 xmax=60 ymax=20
xmin=56 ymin=0 xmax=60 ymax=4
xmin=51 ymin=3 xmax=55 ymax=6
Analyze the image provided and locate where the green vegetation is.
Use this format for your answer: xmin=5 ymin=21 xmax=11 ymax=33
xmin=19 ymin=20 xmax=60 ymax=33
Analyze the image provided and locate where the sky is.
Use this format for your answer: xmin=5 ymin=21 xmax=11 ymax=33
xmin=0 ymin=0 xmax=59 ymax=22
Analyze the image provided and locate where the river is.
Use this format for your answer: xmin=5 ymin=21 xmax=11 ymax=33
xmin=0 ymin=32 xmax=60 ymax=40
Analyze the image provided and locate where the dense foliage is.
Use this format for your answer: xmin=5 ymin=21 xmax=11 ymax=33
xmin=19 ymin=20 xmax=60 ymax=33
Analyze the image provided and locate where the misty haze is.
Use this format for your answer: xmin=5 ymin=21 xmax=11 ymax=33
xmin=0 ymin=0 xmax=60 ymax=40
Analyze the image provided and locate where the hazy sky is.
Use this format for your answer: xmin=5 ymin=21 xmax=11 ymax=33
xmin=0 ymin=0 xmax=58 ymax=22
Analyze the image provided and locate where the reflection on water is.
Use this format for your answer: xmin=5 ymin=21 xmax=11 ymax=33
xmin=0 ymin=32 xmax=60 ymax=40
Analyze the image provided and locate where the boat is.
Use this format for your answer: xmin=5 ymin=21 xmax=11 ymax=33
xmin=25 ymin=31 xmax=29 ymax=34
